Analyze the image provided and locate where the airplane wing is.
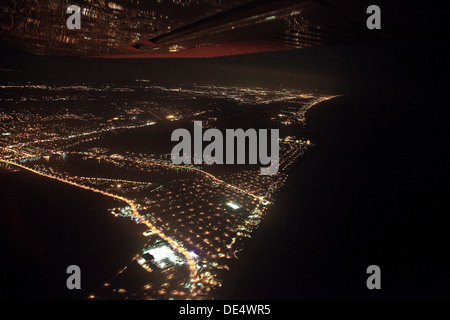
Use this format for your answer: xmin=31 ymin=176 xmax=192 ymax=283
xmin=0 ymin=0 xmax=438 ymax=58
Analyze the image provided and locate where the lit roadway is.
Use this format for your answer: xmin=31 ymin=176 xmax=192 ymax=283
xmin=134 ymin=158 xmax=271 ymax=204
xmin=6 ymin=121 xmax=155 ymax=150
xmin=0 ymin=146 xmax=36 ymax=160
xmin=0 ymin=159 xmax=200 ymax=292
xmin=175 ymin=165 xmax=270 ymax=204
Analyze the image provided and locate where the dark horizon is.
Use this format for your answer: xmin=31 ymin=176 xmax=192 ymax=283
xmin=0 ymin=34 xmax=444 ymax=95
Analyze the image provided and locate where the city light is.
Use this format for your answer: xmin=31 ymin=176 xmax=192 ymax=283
xmin=226 ymin=202 xmax=241 ymax=210
xmin=0 ymin=82 xmax=338 ymax=299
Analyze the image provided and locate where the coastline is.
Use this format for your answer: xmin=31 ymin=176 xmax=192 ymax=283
xmin=0 ymin=169 xmax=147 ymax=299
xmin=216 ymin=90 xmax=450 ymax=299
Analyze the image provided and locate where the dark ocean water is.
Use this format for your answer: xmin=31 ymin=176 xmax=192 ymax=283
xmin=216 ymin=90 xmax=449 ymax=299
xmin=0 ymin=170 xmax=147 ymax=299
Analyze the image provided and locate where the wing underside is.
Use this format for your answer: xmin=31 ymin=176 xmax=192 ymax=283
xmin=0 ymin=0 xmax=436 ymax=58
